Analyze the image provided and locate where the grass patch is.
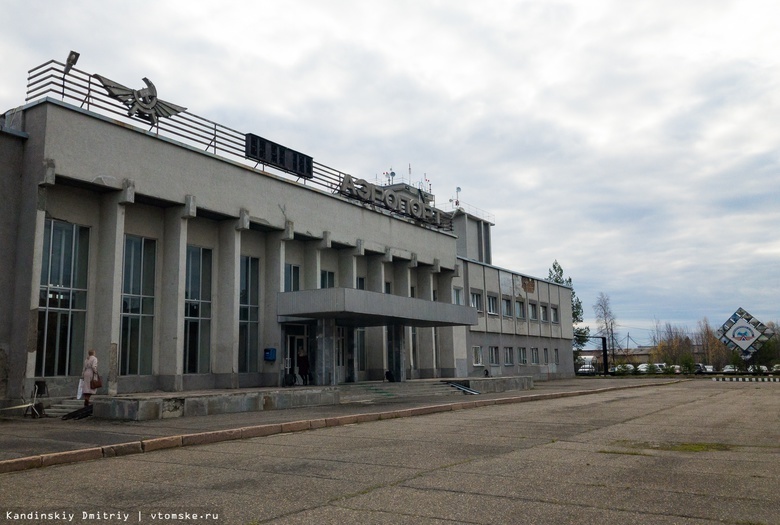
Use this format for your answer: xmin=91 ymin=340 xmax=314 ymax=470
xmin=598 ymin=449 xmax=651 ymax=457
xmin=661 ymin=442 xmax=732 ymax=452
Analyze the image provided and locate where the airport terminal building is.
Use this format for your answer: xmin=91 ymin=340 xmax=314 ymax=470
xmin=0 ymin=56 xmax=573 ymax=404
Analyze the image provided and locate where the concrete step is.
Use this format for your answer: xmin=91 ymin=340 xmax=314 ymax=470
xmin=44 ymin=399 xmax=86 ymax=418
xmin=338 ymin=381 xmax=467 ymax=403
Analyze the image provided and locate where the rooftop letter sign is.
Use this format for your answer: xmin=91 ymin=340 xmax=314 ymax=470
xmin=717 ymin=308 xmax=775 ymax=359
xmin=244 ymin=133 xmax=313 ymax=179
xmin=339 ymin=174 xmax=441 ymax=226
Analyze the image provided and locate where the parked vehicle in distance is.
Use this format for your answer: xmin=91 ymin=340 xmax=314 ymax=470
xmin=694 ymin=363 xmax=706 ymax=374
xmin=577 ymin=365 xmax=596 ymax=376
xmin=773 ymin=364 xmax=780 ymax=373
xmin=721 ymin=365 xmax=738 ymax=374
xmin=637 ymin=363 xmax=664 ymax=374
xmin=747 ymin=365 xmax=768 ymax=375
xmin=609 ymin=364 xmax=634 ymax=375
xmin=704 ymin=365 xmax=715 ymax=373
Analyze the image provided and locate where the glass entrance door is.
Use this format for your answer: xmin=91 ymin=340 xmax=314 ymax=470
xmin=285 ymin=324 xmax=308 ymax=385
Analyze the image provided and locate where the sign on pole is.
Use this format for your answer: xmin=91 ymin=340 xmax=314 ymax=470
xmin=717 ymin=308 xmax=775 ymax=360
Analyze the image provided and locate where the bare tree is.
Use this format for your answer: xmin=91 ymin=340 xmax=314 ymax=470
xmin=694 ymin=318 xmax=730 ymax=369
xmin=655 ymin=322 xmax=693 ymax=365
xmin=593 ymin=292 xmax=619 ymax=362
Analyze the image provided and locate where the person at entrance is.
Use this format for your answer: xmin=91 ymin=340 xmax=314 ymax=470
xmin=81 ymin=349 xmax=99 ymax=406
xmin=297 ymin=347 xmax=310 ymax=385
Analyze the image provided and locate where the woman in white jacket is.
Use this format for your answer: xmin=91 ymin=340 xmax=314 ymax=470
xmin=81 ymin=349 xmax=99 ymax=406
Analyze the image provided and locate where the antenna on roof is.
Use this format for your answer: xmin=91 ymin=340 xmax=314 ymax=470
xmin=449 ymin=186 xmax=462 ymax=207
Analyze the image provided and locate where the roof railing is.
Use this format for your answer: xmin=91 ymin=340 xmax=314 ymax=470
xmin=21 ymin=59 xmax=452 ymax=232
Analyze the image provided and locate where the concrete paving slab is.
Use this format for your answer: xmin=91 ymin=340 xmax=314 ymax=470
xmin=2 ymin=378 xmax=777 ymax=525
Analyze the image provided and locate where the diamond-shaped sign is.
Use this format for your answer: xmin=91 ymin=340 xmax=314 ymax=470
xmin=717 ymin=308 xmax=775 ymax=359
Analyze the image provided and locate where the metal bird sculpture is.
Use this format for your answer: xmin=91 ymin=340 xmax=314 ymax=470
xmin=93 ymin=74 xmax=186 ymax=125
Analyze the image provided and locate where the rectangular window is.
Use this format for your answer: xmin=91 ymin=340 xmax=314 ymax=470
xmin=470 ymin=292 xmax=483 ymax=311
xmin=532 ymin=347 xmax=539 ymax=364
xmin=284 ymin=264 xmax=300 ymax=292
xmin=552 ymin=306 xmax=559 ymax=323
xmin=120 ymin=235 xmax=156 ymax=375
xmin=519 ymin=347 xmax=527 ymax=364
xmin=502 ymin=298 xmax=512 ymax=317
xmin=356 ymin=276 xmax=366 ymax=290
xmin=472 ymin=346 xmax=483 ymax=366
xmin=385 ymin=281 xmax=392 ymax=294
xmin=37 ymin=219 xmax=90 ymax=377
xmin=544 ymin=348 xmax=549 ymax=364
xmin=453 ymin=288 xmax=462 ymax=305
xmin=489 ymin=346 xmax=499 ymax=365
xmin=320 ymin=270 xmax=335 ymax=289
xmin=515 ymin=300 xmax=525 ymax=319
xmin=541 ymin=305 xmax=549 ymax=322
xmin=554 ymin=348 xmax=559 ymax=365
xmin=239 ymin=256 xmax=260 ymax=373
xmin=185 ymin=246 xmax=212 ymax=374
xmin=529 ymin=303 xmax=538 ymax=320
xmin=487 ymin=296 xmax=498 ymax=315
xmin=504 ymin=347 xmax=514 ymax=365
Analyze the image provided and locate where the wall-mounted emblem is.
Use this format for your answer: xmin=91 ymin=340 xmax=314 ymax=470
xmin=93 ymin=75 xmax=186 ymax=125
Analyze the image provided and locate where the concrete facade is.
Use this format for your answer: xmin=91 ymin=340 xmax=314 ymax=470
xmin=451 ymin=212 xmax=575 ymax=380
xmin=0 ymin=58 xmax=573 ymax=405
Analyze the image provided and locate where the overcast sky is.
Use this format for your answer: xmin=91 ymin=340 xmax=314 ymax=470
xmin=3 ymin=0 xmax=778 ymax=346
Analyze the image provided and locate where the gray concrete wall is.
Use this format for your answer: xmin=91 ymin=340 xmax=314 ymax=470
xmin=0 ymin=131 xmax=25 ymax=400
xmin=37 ymin=103 xmax=458 ymax=270
xmin=459 ymin=258 xmax=575 ymax=379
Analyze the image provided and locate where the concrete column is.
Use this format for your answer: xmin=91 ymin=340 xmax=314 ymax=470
xmin=417 ymin=265 xmax=437 ymax=378
xmin=214 ymin=219 xmax=242 ymax=388
xmin=94 ymin=192 xmax=127 ymax=396
xmin=365 ymin=254 xmax=387 ymax=380
xmin=304 ymin=242 xmax=321 ymax=290
xmin=315 ymin=318 xmax=336 ymax=385
xmin=366 ymin=254 xmax=386 ymax=293
xmin=262 ymin=230 xmax=287 ymax=386
xmin=436 ymin=269 xmax=459 ymax=377
xmin=159 ymin=207 xmax=189 ymax=391
xmin=394 ymin=260 xmax=412 ymax=379
xmin=14 ymin=204 xmax=46 ymax=400
xmin=338 ymin=239 xmax=363 ymax=289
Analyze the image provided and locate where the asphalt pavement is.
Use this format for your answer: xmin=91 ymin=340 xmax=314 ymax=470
xmin=1 ymin=377 xmax=778 ymax=525
xmin=0 ymin=378 xmax=676 ymax=469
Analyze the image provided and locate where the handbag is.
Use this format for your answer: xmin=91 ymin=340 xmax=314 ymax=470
xmin=90 ymin=371 xmax=103 ymax=389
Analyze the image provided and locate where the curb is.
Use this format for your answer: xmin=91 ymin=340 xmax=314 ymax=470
xmin=0 ymin=380 xmax=680 ymax=475
xmin=712 ymin=376 xmax=779 ymax=382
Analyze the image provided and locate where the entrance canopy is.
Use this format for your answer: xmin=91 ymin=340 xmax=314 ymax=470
xmin=277 ymin=288 xmax=478 ymax=327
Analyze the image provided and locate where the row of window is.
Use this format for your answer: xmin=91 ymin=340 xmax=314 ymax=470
xmin=472 ymin=346 xmax=559 ymax=367
xmin=285 ymin=266 xmax=399 ymax=294
xmin=36 ymin=220 xmax=268 ymax=377
xmin=461 ymin=290 xmax=559 ymax=323
xmin=36 ymin=220 xmax=417 ymax=378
